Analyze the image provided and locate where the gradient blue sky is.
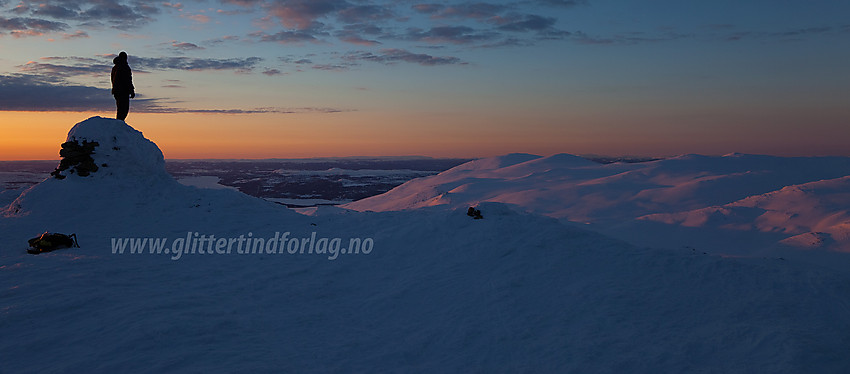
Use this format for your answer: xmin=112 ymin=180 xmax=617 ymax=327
xmin=1 ymin=0 xmax=848 ymax=159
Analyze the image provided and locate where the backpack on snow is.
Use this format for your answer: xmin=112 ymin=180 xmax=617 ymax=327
xmin=27 ymin=232 xmax=79 ymax=254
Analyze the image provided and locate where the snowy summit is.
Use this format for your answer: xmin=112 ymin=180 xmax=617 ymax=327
xmin=53 ymin=116 xmax=168 ymax=180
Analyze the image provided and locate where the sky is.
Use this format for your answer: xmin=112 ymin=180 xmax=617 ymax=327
xmin=0 ymin=0 xmax=848 ymax=160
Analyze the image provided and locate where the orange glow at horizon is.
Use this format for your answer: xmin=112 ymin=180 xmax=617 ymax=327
xmin=0 ymin=111 xmax=592 ymax=160
xmin=2 ymin=111 xmax=849 ymax=161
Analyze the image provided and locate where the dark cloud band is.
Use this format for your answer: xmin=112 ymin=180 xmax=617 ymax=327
xmin=0 ymin=74 xmax=348 ymax=113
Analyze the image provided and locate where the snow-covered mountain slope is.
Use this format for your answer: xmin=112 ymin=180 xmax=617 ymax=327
xmin=640 ymin=175 xmax=850 ymax=252
xmin=344 ymin=153 xmax=850 ymax=256
xmin=4 ymin=201 xmax=850 ymax=373
xmin=3 ymin=119 xmax=850 ymax=372
xmin=345 ymin=153 xmax=850 ymax=222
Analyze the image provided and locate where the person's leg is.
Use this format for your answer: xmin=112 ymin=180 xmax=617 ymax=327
xmin=115 ymin=95 xmax=129 ymax=121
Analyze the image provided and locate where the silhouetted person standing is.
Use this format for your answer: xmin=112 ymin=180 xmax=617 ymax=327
xmin=111 ymin=51 xmax=135 ymax=121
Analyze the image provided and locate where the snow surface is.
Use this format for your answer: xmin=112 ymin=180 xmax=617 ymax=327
xmin=641 ymin=176 xmax=850 ymax=252
xmin=344 ymin=153 xmax=850 ymax=262
xmin=3 ymin=118 xmax=850 ymax=372
xmin=0 ymin=188 xmax=25 ymax=208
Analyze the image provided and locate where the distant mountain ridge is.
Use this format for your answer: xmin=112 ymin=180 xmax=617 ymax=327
xmin=344 ymin=152 xmax=850 ymax=254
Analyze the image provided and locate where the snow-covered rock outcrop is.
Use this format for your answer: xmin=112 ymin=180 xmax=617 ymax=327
xmin=3 ymin=117 xmax=294 ymax=232
xmin=49 ymin=116 xmax=171 ymax=181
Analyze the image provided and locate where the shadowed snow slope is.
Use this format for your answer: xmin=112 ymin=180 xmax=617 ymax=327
xmin=3 ymin=122 xmax=850 ymax=373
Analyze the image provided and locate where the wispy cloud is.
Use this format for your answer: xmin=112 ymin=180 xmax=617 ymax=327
xmin=334 ymin=23 xmax=385 ymax=46
xmin=568 ymin=29 xmax=693 ymax=45
xmin=0 ymin=16 xmax=68 ymax=36
xmin=279 ymin=56 xmax=314 ymax=65
xmin=171 ymin=41 xmax=205 ymax=51
xmin=343 ymin=48 xmax=466 ymax=66
xmin=311 ymin=63 xmax=353 ymax=72
xmin=336 ymin=4 xmax=394 ymax=24
xmin=264 ymin=0 xmax=348 ymax=30
xmin=59 ymin=30 xmax=89 ymax=39
xmin=162 ymin=2 xmax=183 ymax=11
xmin=15 ymin=54 xmax=264 ymax=83
xmin=413 ymin=3 xmax=509 ymax=20
xmin=404 ymin=25 xmax=498 ymax=44
xmin=204 ymin=35 xmax=240 ymax=45
xmin=250 ymin=29 xmax=322 ymax=44
xmin=530 ymin=0 xmax=587 ymax=7
xmin=18 ymin=57 xmax=108 ymax=77
xmin=181 ymin=13 xmax=211 ymax=23
xmin=740 ymin=26 xmax=837 ymax=42
xmin=132 ymin=55 xmax=263 ymax=71
xmin=494 ymin=14 xmax=557 ymax=32
xmin=262 ymin=68 xmax=284 ymax=76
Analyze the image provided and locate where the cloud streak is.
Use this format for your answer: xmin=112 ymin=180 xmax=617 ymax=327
xmin=250 ymin=29 xmax=321 ymax=44
xmin=404 ymin=25 xmax=498 ymax=44
xmin=0 ymin=74 xmax=349 ymax=114
xmin=20 ymin=55 xmax=265 ymax=77
xmin=343 ymin=48 xmax=466 ymax=66
xmin=132 ymin=55 xmax=264 ymax=72
xmin=171 ymin=41 xmax=205 ymax=51
xmin=413 ymin=3 xmax=508 ymax=20
xmin=0 ymin=74 xmax=124 ymax=112
xmin=19 ymin=59 xmax=109 ymax=78
xmin=0 ymin=15 xmax=68 ymax=36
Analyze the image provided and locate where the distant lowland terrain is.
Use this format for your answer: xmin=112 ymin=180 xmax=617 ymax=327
xmin=0 ymin=158 xmax=472 ymax=208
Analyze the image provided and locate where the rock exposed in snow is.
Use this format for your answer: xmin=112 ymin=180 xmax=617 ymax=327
xmin=52 ymin=116 xmax=171 ymax=181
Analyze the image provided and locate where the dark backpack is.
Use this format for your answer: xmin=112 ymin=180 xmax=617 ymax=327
xmin=27 ymin=232 xmax=79 ymax=254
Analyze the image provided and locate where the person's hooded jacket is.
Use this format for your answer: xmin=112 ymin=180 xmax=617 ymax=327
xmin=111 ymin=52 xmax=135 ymax=97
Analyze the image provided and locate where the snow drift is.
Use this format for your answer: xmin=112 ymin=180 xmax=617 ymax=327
xmin=2 ymin=118 xmax=850 ymax=372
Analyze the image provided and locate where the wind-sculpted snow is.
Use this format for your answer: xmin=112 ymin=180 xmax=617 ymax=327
xmin=344 ymin=153 xmax=850 ymax=256
xmin=641 ymin=175 xmax=850 ymax=252
xmin=2 ymin=119 xmax=850 ymax=372
xmin=3 ymin=201 xmax=850 ymax=372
